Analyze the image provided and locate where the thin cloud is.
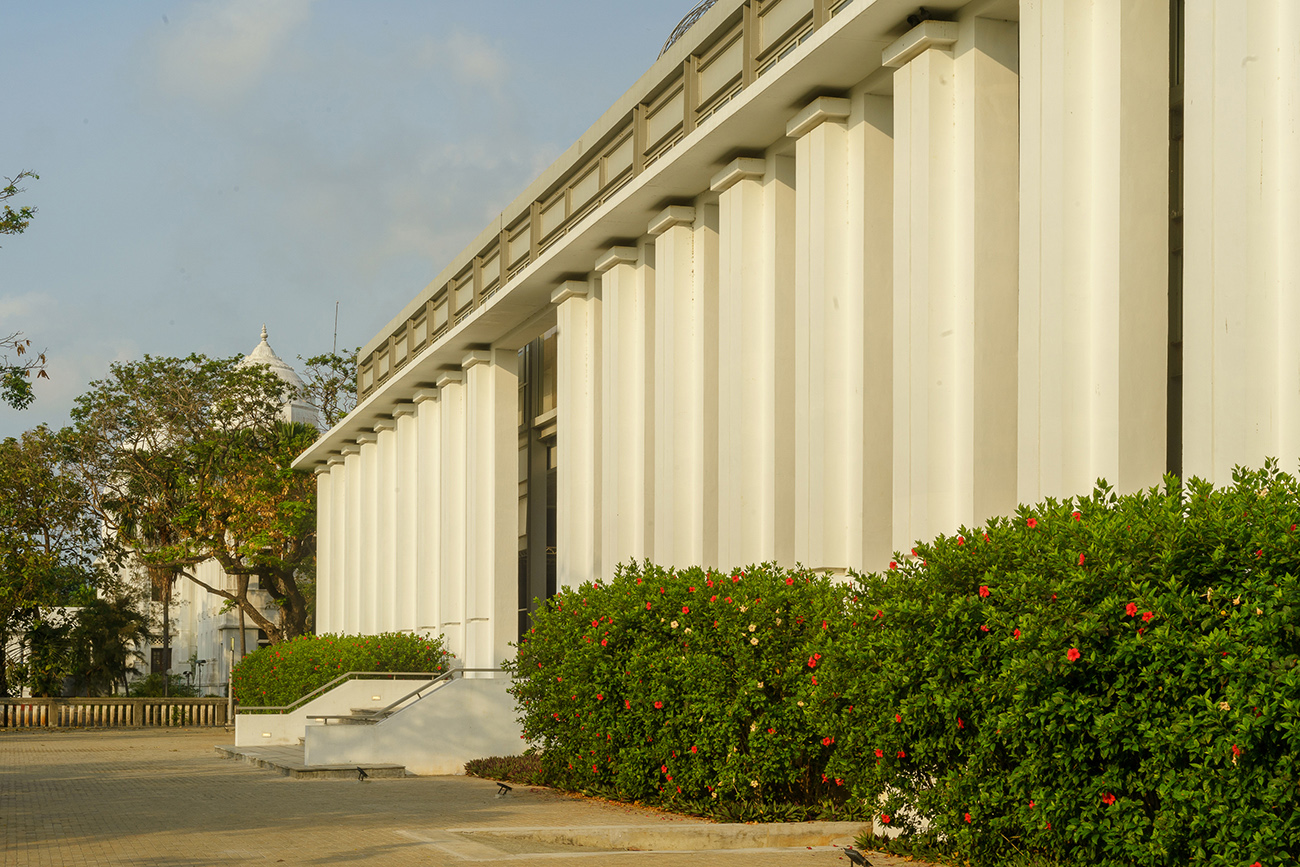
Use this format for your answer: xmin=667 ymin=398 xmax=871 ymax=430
xmin=154 ymin=0 xmax=317 ymax=105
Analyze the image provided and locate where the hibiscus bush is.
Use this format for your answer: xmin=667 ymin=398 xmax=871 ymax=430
xmin=232 ymin=632 xmax=448 ymax=708
xmin=505 ymin=561 xmax=856 ymax=819
xmin=812 ymin=462 xmax=1300 ymax=867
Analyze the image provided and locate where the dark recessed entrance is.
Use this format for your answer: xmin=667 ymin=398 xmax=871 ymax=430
xmin=517 ymin=329 xmax=558 ymax=640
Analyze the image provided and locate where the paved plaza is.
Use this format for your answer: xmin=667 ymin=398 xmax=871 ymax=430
xmin=0 ymin=728 xmax=940 ymax=866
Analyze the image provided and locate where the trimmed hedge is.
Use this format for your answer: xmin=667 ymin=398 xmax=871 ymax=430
xmin=232 ymin=632 xmax=448 ymax=708
xmin=509 ymin=463 xmax=1300 ymax=866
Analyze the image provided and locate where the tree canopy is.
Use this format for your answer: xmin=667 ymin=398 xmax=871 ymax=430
xmin=71 ymin=354 xmax=319 ymax=643
xmin=1 ymin=171 xmax=48 ymax=409
xmin=297 ymin=347 xmax=358 ymax=429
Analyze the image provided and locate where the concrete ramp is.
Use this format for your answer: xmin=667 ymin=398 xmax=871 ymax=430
xmin=303 ymin=675 xmax=522 ymax=775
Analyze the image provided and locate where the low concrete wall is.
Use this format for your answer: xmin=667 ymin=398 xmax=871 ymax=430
xmin=304 ymin=676 xmax=522 ymax=775
xmin=234 ymin=678 xmax=435 ymax=746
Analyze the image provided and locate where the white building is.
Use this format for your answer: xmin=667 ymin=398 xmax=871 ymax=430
xmin=294 ymin=0 xmax=1299 ymax=673
xmin=141 ymin=327 xmax=318 ymax=694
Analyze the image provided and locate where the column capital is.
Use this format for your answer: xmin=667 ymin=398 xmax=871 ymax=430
xmin=648 ymin=205 xmax=697 ymax=236
xmin=391 ymin=402 xmax=418 ymax=418
xmin=786 ymin=96 xmax=852 ymax=139
xmin=436 ymin=370 xmax=464 ymax=388
xmin=313 ymin=464 xmax=332 ymax=476
xmin=373 ymin=419 xmax=397 ymax=433
xmin=327 ymin=455 xmax=346 ymax=466
xmin=461 ymin=349 xmax=492 ymax=371
xmin=551 ymin=280 xmax=590 ymax=304
xmin=355 ymin=431 xmax=379 ymax=444
xmin=340 ymin=443 xmax=361 ymax=456
xmin=882 ymin=20 xmax=958 ymax=68
xmin=710 ymin=157 xmax=766 ymax=193
xmin=595 ymin=246 xmax=638 ymax=273
xmin=412 ymin=388 xmax=440 ymax=404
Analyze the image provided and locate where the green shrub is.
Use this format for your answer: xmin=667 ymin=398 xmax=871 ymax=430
xmin=128 ymin=673 xmax=199 ymax=697
xmin=811 ymin=464 xmax=1300 ymax=867
xmin=510 ymin=463 xmax=1300 ymax=865
xmin=465 ymin=754 xmax=545 ymax=785
xmin=506 ymin=561 xmax=855 ymax=818
xmin=232 ymin=632 xmax=448 ymax=708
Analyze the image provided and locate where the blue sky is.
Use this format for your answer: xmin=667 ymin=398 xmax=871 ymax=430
xmin=0 ymin=0 xmax=692 ymax=439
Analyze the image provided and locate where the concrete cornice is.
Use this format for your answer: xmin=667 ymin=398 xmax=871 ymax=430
xmin=882 ymin=20 xmax=959 ymax=68
xmin=461 ymin=350 xmax=492 ymax=371
xmin=326 ymin=456 xmax=346 ymax=466
xmin=340 ymin=444 xmax=361 ymax=456
xmin=710 ymin=157 xmax=767 ymax=193
xmin=372 ymin=419 xmax=397 ymax=433
xmin=551 ymin=280 xmax=590 ymax=304
xmin=412 ymin=388 xmax=440 ymax=404
xmin=436 ymin=371 xmax=464 ymax=388
xmin=390 ymin=402 xmax=418 ymax=418
xmin=786 ymin=96 xmax=852 ymax=139
xmin=647 ymin=205 xmax=697 ymax=236
xmin=355 ymin=431 xmax=379 ymax=445
xmin=595 ymin=246 xmax=639 ymax=273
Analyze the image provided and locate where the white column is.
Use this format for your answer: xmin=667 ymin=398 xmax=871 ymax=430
xmin=375 ymin=420 xmax=398 ymax=632
xmin=790 ymin=97 xmax=853 ymax=572
xmin=693 ymin=199 xmax=721 ymax=570
xmin=357 ymin=432 xmax=379 ymax=635
xmin=649 ymin=205 xmax=714 ymax=569
xmin=313 ymin=466 xmax=333 ymax=634
xmin=553 ymin=278 xmax=602 ymax=589
xmin=393 ymin=404 xmax=419 ymax=633
xmin=327 ymin=456 xmax=347 ymax=633
xmin=712 ymin=155 xmax=796 ymax=571
xmin=598 ymin=246 xmax=651 ymax=574
xmin=414 ymin=389 xmax=441 ymax=636
xmin=437 ymin=371 xmax=466 ymax=662
xmin=342 ymin=444 xmax=361 ymax=634
xmin=1183 ymin=0 xmax=1300 ymax=481
xmin=462 ymin=349 xmax=520 ymax=671
xmin=1019 ymin=0 xmax=1168 ymax=502
xmin=888 ymin=15 xmax=1019 ymax=552
xmin=848 ymin=93 xmax=895 ymax=570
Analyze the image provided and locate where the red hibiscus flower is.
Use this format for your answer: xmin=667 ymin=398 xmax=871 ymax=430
xmin=978 ymin=585 xmax=990 ymax=598
xmin=691 ymin=745 xmax=698 ymax=753
xmin=1232 ymin=744 xmax=1242 ymax=758
xmin=1125 ymin=603 xmax=1137 ymax=617
xmin=979 ymin=625 xmax=989 ymax=633
xmin=957 ymin=535 xmax=965 ymax=545
xmin=654 ymin=701 xmax=663 ymax=709
xmin=1101 ymin=792 xmax=1116 ymax=806
xmin=1078 ymin=553 xmax=1085 ymax=565
xmin=646 ymin=602 xmax=652 ymax=610
xmin=768 ymin=728 xmax=776 ymax=734
xmin=822 ymin=736 xmax=833 ymax=746
xmin=1142 ymin=611 xmax=1153 ymax=622
xmin=1072 ymin=510 xmax=1081 ymax=520
xmin=808 ymin=657 xmax=818 ymax=668
xmin=625 ymin=699 xmax=631 ymax=709
xmin=963 ymin=813 xmax=972 ymax=823
xmin=897 ymin=750 xmax=906 ymax=758
xmin=682 ymin=605 xmax=689 ymax=614
xmin=1013 ymin=628 xmax=1021 ymax=639
xmin=1066 ymin=648 xmax=1081 ymax=662
xmin=785 ymin=577 xmax=794 ymax=585
xmin=881 ymin=814 xmax=891 ymax=824
xmin=957 ymin=717 xmax=964 ymax=729
xmin=874 ymin=748 xmax=883 ymax=758
xmin=1027 ymin=518 xmax=1038 ymax=528
xmin=1028 ymin=800 xmax=1035 ymax=808
xmin=596 ymin=694 xmax=603 ymax=701
xmin=601 ymin=638 xmax=608 ymax=646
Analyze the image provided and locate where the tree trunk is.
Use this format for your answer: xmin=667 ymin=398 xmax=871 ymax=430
xmin=0 ymin=624 xmax=8 ymax=699
xmin=161 ymin=572 xmax=172 ymax=698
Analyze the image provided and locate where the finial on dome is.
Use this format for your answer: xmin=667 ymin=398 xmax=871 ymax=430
xmin=261 ymin=324 xmax=269 ymax=342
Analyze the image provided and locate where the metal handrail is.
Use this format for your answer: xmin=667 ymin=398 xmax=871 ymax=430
xmin=305 ymin=667 xmax=506 ymax=724
xmin=236 ymin=670 xmax=448 ymax=714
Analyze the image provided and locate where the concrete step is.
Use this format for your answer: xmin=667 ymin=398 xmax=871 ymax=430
xmin=215 ymin=744 xmax=407 ymax=779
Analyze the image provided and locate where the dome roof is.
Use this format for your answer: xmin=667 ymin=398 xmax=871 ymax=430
xmin=241 ymin=325 xmax=306 ymax=392
xmin=661 ymin=0 xmax=719 ymax=57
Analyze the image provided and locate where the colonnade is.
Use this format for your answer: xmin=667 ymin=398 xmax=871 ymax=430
xmin=315 ymin=0 xmax=1300 ymax=645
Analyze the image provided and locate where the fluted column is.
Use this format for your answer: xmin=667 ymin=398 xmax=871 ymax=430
xmin=462 ymin=349 xmax=520 ymax=671
xmin=1018 ymin=0 xmax=1168 ymax=501
xmin=648 ymin=205 xmax=716 ymax=569
xmin=374 ymin=420 xmax=398 ymax=631
xmin=392 ymin=404 xmax=418 ymax=633
xmin=414 ymin=389 xmax=441 ymax=636
xmin=437 ymin=371 xmax=466 ymax=661
xmin=327 ymin=456 xmax=347 ymax=632
xmin=712 ymin=155 xmax=796 ymax=571
xmin=313 ymin=466 xmax=333 ymax=633
xmin=1183 ymin=0 xmax=1300 ymax=481
xmin=342 ymin=443 xmax=362 ymax=634
xmin=598 ymin=245 xmax=653 ymax=575
xmin=889 ymin=15 xmax=1019 ymax=552
xmin=357 ymin=432 xmax=380 ymax=634
xmin=790 ymin=97 xmax=853 ymax=572
xmin=553 ymin=278 xmax=602 ymax=589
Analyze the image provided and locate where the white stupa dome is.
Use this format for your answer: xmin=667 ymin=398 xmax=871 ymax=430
xmin=240 ymin=325 xmax=320 ymax=429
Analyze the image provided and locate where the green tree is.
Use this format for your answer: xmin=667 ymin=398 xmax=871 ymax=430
xmin=0 ymin=425 xmax=102 ymax=697
xmin=71 ymin=354 xmax=319 ymax=648
xmin=296 ymin=347 xmax=358 ymax=428
xmin=1 ymin=172 xmax=48 ymax=409
xmin=67 ymin=594 xmax=150 ymax=696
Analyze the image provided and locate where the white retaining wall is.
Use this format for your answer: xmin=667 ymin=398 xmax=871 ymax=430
xmin=234 ymin=677 xmax=432 ymax=746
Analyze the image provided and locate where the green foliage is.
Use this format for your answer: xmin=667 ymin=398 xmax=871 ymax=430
xmin=512 ymin=465 xmax=1300 ymax=864
xmin=296 ymin=347 xmax=358 ymax=428
xmin=0 ymin=170 xmax=38 ymax=241
xmin=1 ymin=333 xmax=48 ymax=410
xmin=128 ymin=673 xmax=199 ymax=698
xmin=464 ymin=754 xmax=545 ymax=785
xmin=231 ymin=632 xmax=448 ymax=708
xmin=506 ymin=562 xmax=858 ymax=819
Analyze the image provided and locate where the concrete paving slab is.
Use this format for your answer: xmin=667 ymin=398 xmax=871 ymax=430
xmin=0 ymin=727 xmax=947 ymax=866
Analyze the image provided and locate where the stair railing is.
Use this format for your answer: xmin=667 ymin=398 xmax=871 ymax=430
xmin=236 ymin=670 xmax=448 ymax=715
xmin=305 ymin=667 xmax=506 ymax=725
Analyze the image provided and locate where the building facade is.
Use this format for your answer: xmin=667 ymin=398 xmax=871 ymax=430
xmin=295 ymin=0 xmax=1300 ymax=672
